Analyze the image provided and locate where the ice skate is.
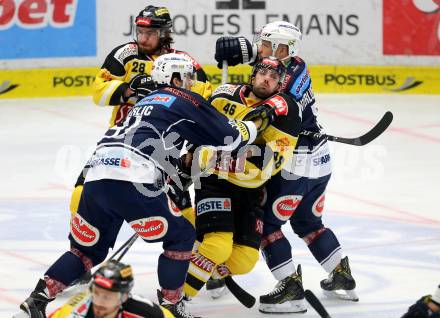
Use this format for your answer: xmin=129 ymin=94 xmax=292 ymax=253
xmin=18 ymin=279 xmax=54 ymax=318
xmin=259 ymin=265 xmax=307 ymax=314
xmin=206 ymin=277 xmax=228 ymax=299
xmin=158 ymin=290 xmax=200 ymax=318
xmin=320 ymin=256 xmax=359 ymax=301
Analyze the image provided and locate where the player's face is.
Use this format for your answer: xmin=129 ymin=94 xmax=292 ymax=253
xmin=136 ymin=27 xmax=161 ymax=54
xmin=91 ymin=285 xmax=122 ymax=318
xmin=252 ymin=68 xmax=281 ymax=99
xmin=259 ymin=40 xmax=289 ymax=60
xmin=173 ymin=72 xmax=195 ymax=90
xmin=183 ymin=72 xmax=196 ymax=90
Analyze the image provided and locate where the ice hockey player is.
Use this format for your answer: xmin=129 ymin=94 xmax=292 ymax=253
xmin=18 ymin=53 xmax=274 ymax=318
xmin=46 ymin=260 xmax=175 ymax=318
xmin=211 ymin=21 xmax=358 ymax=312
xmin=402 ymin=285 xmax=440 ymax=318
xmin=69 ymin=4 xmax=212 ymax=217
xmin=183 ymin=57 xmax=303 ymax=300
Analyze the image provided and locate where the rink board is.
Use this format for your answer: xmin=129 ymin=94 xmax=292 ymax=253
xmin=1 ymin=65 xmax=439 ymax=99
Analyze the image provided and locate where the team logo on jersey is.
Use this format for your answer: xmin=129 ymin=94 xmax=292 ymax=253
xmin=130 ymin=217 xmax=168 ymax=240
xmin=167 ymin=198 xmax=183 ymax=217
xmin=312 ymin=193 xmax=326 ymax=217
xmin=70 ymin=214 xmax=100 ymax=247
xmin=313 ymin=154 xmax=331 ymax=166
xmin=196 ymin=198 xmax=232 ymax=216
xmin=114 ymin=43 xmax=138 ymax=65
xmin=77 ymin=303 xmax=88 ymax=314
xmin=212 ymin=84 xmax=238 ymax=96
xmin=272 ymin=195 xmax=302 ymax=221
xmin=138 ymin=94 xmax=176 ymax=108
xmin=265 ymin=95 xmax=288 ymax=116
xmin=229 ymin=120 xmax=250 ymax=141
xmin=87 ymin=156 xmax=131 ymax=168
xmin=296 ymin=70 xmax=310 ymax=95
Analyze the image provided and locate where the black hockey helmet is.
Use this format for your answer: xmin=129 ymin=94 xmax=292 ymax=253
xmin=135 ymin=5 xmax=172 ymax=30
xmin=92 ymin=260 xmax=134 ymax=293
xmin=251 ymin=57 xmax=286 ymax=84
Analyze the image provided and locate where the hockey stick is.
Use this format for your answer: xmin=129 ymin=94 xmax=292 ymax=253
xmin=304 ymin=289 xmax=332 ymax=318
xmin=70 ymin=233 xmax=139 ymax=287
xmin=222 ymin=60 xmax=228 ymax=84
xmin=108 ymin=233 xmax=139 ymax=262
xmin=300 ymin=111 xmax=393 ymax=146
xmin=224 ymin=276 xmax=256 ymax=308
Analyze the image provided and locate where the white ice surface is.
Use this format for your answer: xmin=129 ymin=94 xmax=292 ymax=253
xmin=0 ymin=94 xmax=439 ymax=317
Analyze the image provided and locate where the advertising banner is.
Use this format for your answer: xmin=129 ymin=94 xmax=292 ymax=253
xmin=1 ymin=65 xmax=439 ymax=99
xmin=383 ymin=0 xmax=440 ymax=55
xmin=0 ymin=67 xmax=98 ymax=98
xmin=1 ymin=0 xmax=439 ymax=68
xmin=0 ymin=0 xmax=96 ymax=59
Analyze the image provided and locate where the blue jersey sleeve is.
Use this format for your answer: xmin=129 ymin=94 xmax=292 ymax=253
xmin=158 ymin=87 xmax=257 ymax=151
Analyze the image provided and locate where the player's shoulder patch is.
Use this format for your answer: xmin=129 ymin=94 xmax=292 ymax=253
xmin=289 ymin=60 xmax=311 ymax=100
xmin=67 ymin=291 xmax=88 ymax=307
xmin=137 ymin=93 xmax=177 ymax=108
xmin=212 ymin=84 xmax=241 ymax=98
xmin=113 ymin=43 xmax=138 ymax=66
xmin=293 ymin=56 xmax=305 ymax=65
xmin=174 ymin=50 xmax=202 ymax=70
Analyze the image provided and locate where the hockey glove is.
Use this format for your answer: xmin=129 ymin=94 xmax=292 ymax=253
xmin=166 ymin=154 xmax=192 ymax=210
xmin=242 ymin=104 xmax=277 ymax=134
xmin=402 ymin=296 xmax=440 ymax=318
xmin=128 ymin=74 xmax=157 ymax=101
xmin=166 ymin=180 xmax=192 ymax=211
xmin=215 ymin=36 xmax=256 ymax=69
xmin=168 ymin=154 xmax=193 ymax=191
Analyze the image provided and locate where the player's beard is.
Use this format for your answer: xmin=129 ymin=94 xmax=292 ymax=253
xmin=252 ymin=83 xmax=275 ymax=99
xmin=138 ymin=42 xmax=161 ymax=56
xmin=92 ymin=303 xmax=120 ymax=318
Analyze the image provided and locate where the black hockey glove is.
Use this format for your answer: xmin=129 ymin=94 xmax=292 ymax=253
xmin=402 ymin=296 xmax=440 ymax=318
xmin=169 ymin=154 xmax=193 ymax=191
xmin=128 ymin=74 xmax=156 ymax=101
xmin=166 ymin=155 xmax=193 ymax=210
xmin=215 ymin=36 xmax=255 ymax=69
xmin=242 ymin=104 xmax=277 ymax=134
xmin=166 ymin=179 xmax=192 ymax=211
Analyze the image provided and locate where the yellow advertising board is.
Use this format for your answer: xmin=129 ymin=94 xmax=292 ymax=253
xmin=0 ymin=68 xmax=98 ymax=99
xmin=1 ymin=65 xmax=439 ymax=99
xmin=205 ymin=64 xmax=440 ymax=94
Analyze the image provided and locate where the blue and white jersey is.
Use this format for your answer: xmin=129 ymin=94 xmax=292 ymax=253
xmin=85 ymin=87 xmax=257 ymax=184
xmin=281 ymin=56 xmax=331 ymax=178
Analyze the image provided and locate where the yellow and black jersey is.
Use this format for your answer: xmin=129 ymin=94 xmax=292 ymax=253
xmin=92 ymin=42 xmax=212 ymax=127
xmin=198 ymin=84 xmax=302 ymax=188
xmin=48 ymin=291 xmax=174 ymax=318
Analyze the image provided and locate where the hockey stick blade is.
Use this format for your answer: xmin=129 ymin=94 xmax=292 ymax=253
xmin=301 ymin=111 xmax=393 ymax=146
xmin=305 ymin=289 xmax=331 ymax=318
xmin=224 ymin=276 xmax=256 ymax=308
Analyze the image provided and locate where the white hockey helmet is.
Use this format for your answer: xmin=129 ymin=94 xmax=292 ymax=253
xmin=256 ymin=21 xmax=302 ymax=59
xmin=151 ymin=53 xmax=195 ymax=88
